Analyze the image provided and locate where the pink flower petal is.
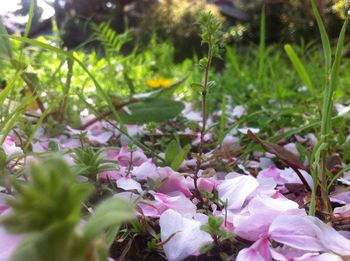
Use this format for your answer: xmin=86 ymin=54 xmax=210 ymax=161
xmin=132 ymin=160 xmax=158 ymax=181
xmin=233 ymin=195 xmax=303 ymax=241
xmin=1 ymin=135 xmax=22 ymax=156
xmin=0 ymin=227 xmax=22 ymax=261
xmin=0 ymin=210 xmax=23 ymax=260
xmin=158 ymin=170 xmax=191 ymax=197
xmin=159 ymin=209 xmax=213 ymax=261
xmin=218 ymin=175 xmax=259 ymax=210
xmin=236 ymin=237 xmax=272 ymax=261
xmin=269 ymin=215 xmax=350 ymax=255
xmin=154 ymin=193 xmax=196 ymax=218
xmin=117 ymin=145 xmax=147 ymax=167
xmin=116 ymin=177 xmax=143 ymax=193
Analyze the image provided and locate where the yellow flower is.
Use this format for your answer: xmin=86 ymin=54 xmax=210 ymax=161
xmin=146 ymin=78 xmax=174 ymax=89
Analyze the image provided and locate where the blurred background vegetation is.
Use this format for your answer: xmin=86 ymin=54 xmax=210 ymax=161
xmin=1 ymin=0 xmax=349 ymax=56
xmin=1 ymin=0 xmax=350 ymax=134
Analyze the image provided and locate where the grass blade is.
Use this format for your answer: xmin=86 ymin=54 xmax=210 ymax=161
xmin=311 ymin=0 xmax=332 ymax=74
xmin=24 ymin=0 xmax=35 ymax=38
xmin=257 ymin=6 xmax=266 ymax=88
xmin=0 ymin=18 xmax=13 ymax=59
xmin=331 ymin=20 xmax=348 ymax=96
xmin=284 ymin=44 xmax=314 ymax=94
xmin=24 ymin=97 xmax=63 ymax=150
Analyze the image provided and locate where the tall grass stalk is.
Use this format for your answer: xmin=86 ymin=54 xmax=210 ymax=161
xmin=284 ymin=0 xmax=348 ymax=218
xmin=311 ymin=0 xmax=347 ymax=219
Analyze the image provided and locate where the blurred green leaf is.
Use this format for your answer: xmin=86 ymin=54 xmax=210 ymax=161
xmin=165 ymin=140 xmax=179 ymax=165
xmin=191 ymin=83 xmax=205 ymax=92
xmin=284 ymin=44 xmax=314 ymax=94
xmin=119 ymin=97 xmax=185 ymax=124
xmin=83 ymin=197 xmax=134 ymax=242
xmin=170 ymin=144 xmax=191 ymax=170
xmin=0 ymin=17 xmax=13 ymax=59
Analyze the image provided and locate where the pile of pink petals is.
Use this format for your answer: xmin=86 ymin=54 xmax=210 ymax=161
xmin=2 ymin=120 xmax=350 ymax=261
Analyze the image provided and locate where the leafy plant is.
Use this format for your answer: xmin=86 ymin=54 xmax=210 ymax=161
xmin=0 ymin=157 xmax=134 ymax=261
xmin=72 ymin=147 xmax=118 ymax=179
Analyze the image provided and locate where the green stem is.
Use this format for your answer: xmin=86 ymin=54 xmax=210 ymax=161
xmin=194 ymin=43 xmax=212 ymax=203
xmin=58 ymin=57 xmax=74 ymax=123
